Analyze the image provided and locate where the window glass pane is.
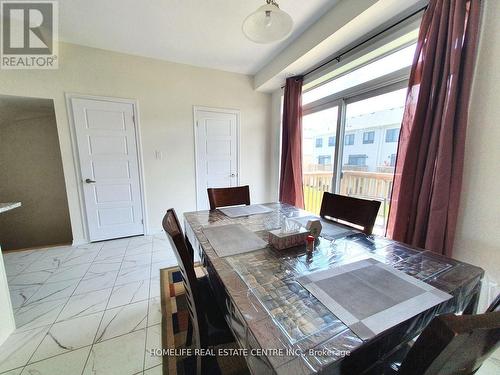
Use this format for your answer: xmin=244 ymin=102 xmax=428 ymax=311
xmin=348 ymin=154 xmax=368 ymax=166
xmin=345 ymin=134 xmax=355 ymax=145
xmin=339 ymin=88 xmax=406 ymax=234
xmin=303 ymin=28 xmax=419 ymax=92
xmin=303 ymin=106 xmax=338 ymax=214
xmin=385 ymin=128 xmax=400 ymax=142
xmin=303 ymin=44 xmax=416 ymax=105
xmin=363 ymin=131 xmax=375 ymax=144
xmin=318 ymin=155 xmax=331 ymax=165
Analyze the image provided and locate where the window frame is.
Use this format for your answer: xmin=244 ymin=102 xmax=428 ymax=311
xmin=362 ymin=131 xmax=375 ymax=144
xmin=299 ymin=11 xmax=422 ymax=203
xmin=304 ymin=79 xmax=409 ymax=194
xmin=302 ymin=13 xmax=422 ymax=94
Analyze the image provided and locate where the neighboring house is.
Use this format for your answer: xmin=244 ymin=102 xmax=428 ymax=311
xmin=307 ymin=107 xmax=403 ymax=173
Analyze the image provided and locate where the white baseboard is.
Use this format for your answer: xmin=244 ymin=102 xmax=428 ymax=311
xmin=146 ymin=228 xmax=164 ymax=236
xmin=72 ymin=238 xmax=89 ymax=247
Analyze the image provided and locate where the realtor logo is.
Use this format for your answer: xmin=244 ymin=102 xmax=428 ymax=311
xmin=1 ymin=0 xmax=58 ymax=69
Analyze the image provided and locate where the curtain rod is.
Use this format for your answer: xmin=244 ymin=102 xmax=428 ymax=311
xmin=280 ymin=5 xmax=428 ymax=89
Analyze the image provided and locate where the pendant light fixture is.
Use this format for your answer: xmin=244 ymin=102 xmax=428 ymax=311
xmin=242 ymin=0 xmax=293 ymax=44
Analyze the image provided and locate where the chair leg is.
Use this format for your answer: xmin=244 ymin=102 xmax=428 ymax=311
xmin=464 ymin=289 xmax=480 ymax=314
xmin=186 ymin=317 xmax=193 ymax=346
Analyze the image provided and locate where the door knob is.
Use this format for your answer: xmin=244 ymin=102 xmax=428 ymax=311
xmin=85 ymin=178 xmax=96 ymax=184
xmin=230 ymin=173 xmax=236 ymax=177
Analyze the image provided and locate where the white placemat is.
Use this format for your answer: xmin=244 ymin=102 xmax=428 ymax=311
xmin=297 ymin=258 xmax=452 ymax=340
xmin=219 ymin=204 xmax=273 ymax=218
xmin=202 ymin=224 xmax=268 ymax=257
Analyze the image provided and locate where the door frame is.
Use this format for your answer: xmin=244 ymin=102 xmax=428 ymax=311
xmin=302 ymin=78 xmax=409 ymax=195
xmin=193 ymin=105 xmax=241 ymax=211
xmin=65 ymin=93 xmax=149 ymax=243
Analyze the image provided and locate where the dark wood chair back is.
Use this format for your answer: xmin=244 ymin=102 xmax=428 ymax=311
xmin=319 ymin=192 xmax=381 ymax=235
xmin=207 ymin=185 xmax=250 ymax=210
xmin=487 ymin=294 xmax=500 ymax=312
xmin=162 ymin=209 xmax=208 ymax=357
xmin=398 ymin=311 xmax=500 ymax=375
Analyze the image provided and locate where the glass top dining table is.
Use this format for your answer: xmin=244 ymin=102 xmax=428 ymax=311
xmin=183 ymin=203 xmax=484 ymax=375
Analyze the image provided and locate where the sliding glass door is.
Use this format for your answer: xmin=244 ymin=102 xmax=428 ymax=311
xmin=297 ymin=22 xmax=419 ymax=234
xmin=339 ymin=88 xmax=407 ymax=233
xmin=302 ymin=106 xmax=340 ymax=213
xmin=302 ymin=87 xmax=407 ymax=234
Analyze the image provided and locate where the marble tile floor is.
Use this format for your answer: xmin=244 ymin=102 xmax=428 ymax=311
xmin=0 ymin=234 xmax=177 ymax=375
xmin=2 ymin=234 xmax=499 ymax=375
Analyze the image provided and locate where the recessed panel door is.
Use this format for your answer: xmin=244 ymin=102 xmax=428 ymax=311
xmin=71 ymin=98 xmax=144 ymax=241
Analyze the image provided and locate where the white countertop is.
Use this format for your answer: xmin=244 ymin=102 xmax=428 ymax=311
xmin=0 ymin=202 xmax=21 ymax=213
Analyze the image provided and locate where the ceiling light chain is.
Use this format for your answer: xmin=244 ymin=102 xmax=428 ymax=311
xmin=266 ymin=0 xmax=280 ymax=8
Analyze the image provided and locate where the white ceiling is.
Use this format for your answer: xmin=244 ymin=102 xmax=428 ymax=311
xmin=59 ymin=0 xmax=339 ymax=75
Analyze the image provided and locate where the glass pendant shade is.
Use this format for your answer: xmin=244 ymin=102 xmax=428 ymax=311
xmin=242 ymin=3 xmax=293 ymax=44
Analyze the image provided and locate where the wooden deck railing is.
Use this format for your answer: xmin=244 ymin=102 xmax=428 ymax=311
xmin=339 ymin=170 xmax=393 ymax=202
xmin=303 ymin=172 xmax=334 ymax=215
xmin=303 ymin=170 xmax=394 ymax=232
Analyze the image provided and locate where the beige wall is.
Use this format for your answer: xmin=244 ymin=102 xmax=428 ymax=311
xmin=269 ymin=89 xmax=283 ymax=201
xmin=0 ymin=43 xmax=273 ymax=243
xmin=0 ymin=111 xmax=73 ymax=250
xmin=454 ymin=0 xmax=500 ymax=307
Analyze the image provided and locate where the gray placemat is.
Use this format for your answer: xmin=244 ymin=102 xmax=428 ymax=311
xmin=219 ymin=204 xmax=274 ymax=218
xmin=202 ymin=224 xmax=268 ymax=257
xmin=297 ymin=258 xmax=452 ymax=340
xmin=291 ymin=216 xmax=354 ymax=239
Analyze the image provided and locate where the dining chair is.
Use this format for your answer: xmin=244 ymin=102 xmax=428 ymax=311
xmin=207 ymin=185 xmax=250 ymax=210
xmin=375 ymin=311 xmax=500 ymax=375
xmin=487 ymin=294 xmax=500 ymax=312
xmin=319 ymin=192 xmax=381 ymax=235
xmin=162 ymin=209 xmax=235 ymax=374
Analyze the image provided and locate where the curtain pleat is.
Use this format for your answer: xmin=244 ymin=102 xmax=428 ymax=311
xmin=279 ymin=76 xmax=305 ymax=209
xmin=387 ymin=0 xmax=481 ymax=256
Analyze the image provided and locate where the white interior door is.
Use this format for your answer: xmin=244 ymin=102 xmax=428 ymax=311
xmin=70 ymin=97 xmax=144 ymax=242
xmin=195 ymin=108 xmax=240 ymax=210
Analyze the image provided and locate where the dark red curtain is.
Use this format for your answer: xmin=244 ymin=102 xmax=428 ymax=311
xmin=279 ymin=76 xmax=305 ymax=209
xmin=387 ymin=0 xmax=481 ymax=256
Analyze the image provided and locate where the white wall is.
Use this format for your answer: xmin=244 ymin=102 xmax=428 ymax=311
xmin=0 ymin=43 xmax=273 ymax=242
xmin=453 ymin=0 xmax=500 ymax=309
